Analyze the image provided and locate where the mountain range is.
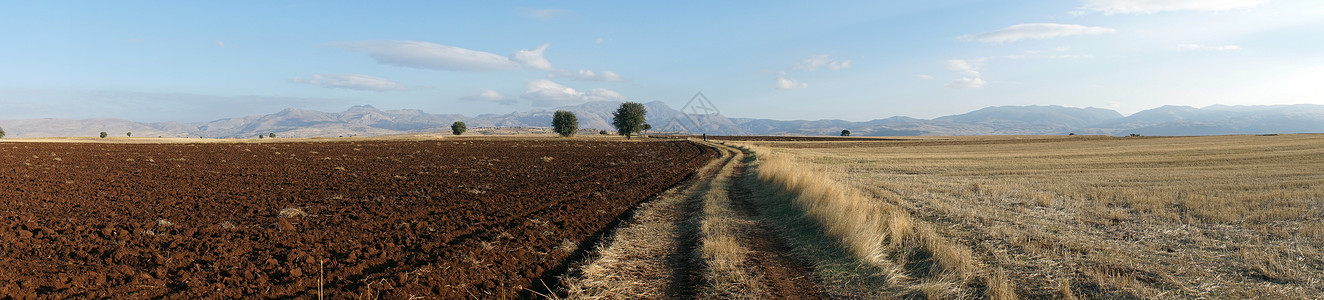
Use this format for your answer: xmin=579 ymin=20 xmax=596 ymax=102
xmin=2 ymin=102 xmax=1323 ymax=138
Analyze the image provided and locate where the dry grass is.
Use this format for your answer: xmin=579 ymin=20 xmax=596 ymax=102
xmin=694 ymin=148 xmax=765 ymax=298
xmin=743 ymin=144 xmax=1012 ymax=298
xmin=559 ymin=144 xmax=737 ymax=299
xmin=278 ymin=207 xmax=308 ymax=218
xmin=738 ymin=134 xmax=1324 ymax=298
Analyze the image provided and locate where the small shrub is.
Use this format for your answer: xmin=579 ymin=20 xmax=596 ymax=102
xmin=100 ymin=132 xmax=108 ymax=138
xmin=599 ymin=130 xmax=608 ymax=135
xmin=269 ymin=133 xmax=276 ymax=138
xmin=841 ymin=129 xmax=851 ymax=136
xmin=126 ymin=132 xmax=132 ymax=137
xmin=0 ymin=125 xmax=6 ymax=139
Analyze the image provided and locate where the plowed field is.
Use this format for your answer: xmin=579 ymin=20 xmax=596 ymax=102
xmin=0 ymin=139 xmax=716 ymax=299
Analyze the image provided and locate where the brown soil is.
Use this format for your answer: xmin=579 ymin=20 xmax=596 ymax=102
xmin=0 ymin=140 xmax=716 ymax=299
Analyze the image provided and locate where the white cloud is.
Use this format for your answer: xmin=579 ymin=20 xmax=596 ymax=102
xmin=290 ymin=74 xmax=404 ymax=92
xmin=791 ymin=54 xmax=852 ymax=71
xmin=214 ymin=40 xmax=226 ymax=48
xmin=550 ymin=69 xmax=624 ymax=81
xmin=946 ymin=59 xmax=981 ymax=77
xmin=520 ymin=80 xmax=626 ymax=107
xmin=520 ymin=8 xmax=571 ymax=20
xmin=947 ymin=77 xmax=988 ymax=89
xmin=917 ymin=75 xmax=935 ymax=80
xmin=595 ymin=37 xmax=605 ymax=44
xmin=331 ymin=40 xmax=552 ymax=72
xmin=1051 ymin=54 xmax=1096 ymax=59
xmin=944 ymin=60 xmax=987 ymax=88
xmin=1081 ymin=0 xmax=1269 ymax=14
xmin=774 ymin=74 xmax=808 ymax=90
xmin=1177 ymin=44 xmax=1243 ymax=51
xmin=460 ymin=89 xmax=517 ymax=105
xmin=959 ymin=23 xmax=1115 ymax=43
xmin=510 ymin=44 xmax=553 ymax=70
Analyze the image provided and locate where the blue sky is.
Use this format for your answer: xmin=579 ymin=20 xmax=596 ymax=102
xmin=1 ymin=0 xmax=1321 ymax=122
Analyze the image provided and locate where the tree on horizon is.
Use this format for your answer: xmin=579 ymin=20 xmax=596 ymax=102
xmin=552 ymin=110 xmax=578 ymax=137
xmin=451 ymin=121 xmax=467 ymax=135
xmin=612 ymin=102 xmax=647 ymax=139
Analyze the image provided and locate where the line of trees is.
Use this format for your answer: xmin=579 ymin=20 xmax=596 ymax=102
xmin=442 ymin=102 xmax=648 ymax=138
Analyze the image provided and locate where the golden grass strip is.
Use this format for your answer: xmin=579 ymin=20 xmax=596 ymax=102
xmin=742 ymin=144 xmax=1013 ymax=298
xmin=695 ymin=148 xmax=765 ymax=298
xmin=559 ymin=144 xmax=735 ymax=299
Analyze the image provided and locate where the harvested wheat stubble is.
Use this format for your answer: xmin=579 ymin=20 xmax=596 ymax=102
xmin=745 ymin=134 xmax=1324 ymax=299
xmin=0 ymin=139 xmax=716 ymax=299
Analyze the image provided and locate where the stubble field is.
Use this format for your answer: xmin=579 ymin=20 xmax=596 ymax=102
xmin=733 ymin=134 xmax=1324 ymax=299
xmin=0 ymin=139 xmax=716 ymax=299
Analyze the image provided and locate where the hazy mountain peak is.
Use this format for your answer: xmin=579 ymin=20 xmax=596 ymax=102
xmin=3 ymin=103 xmax=1320 ymax=138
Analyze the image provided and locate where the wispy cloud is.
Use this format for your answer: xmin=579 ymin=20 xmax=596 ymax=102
xmin=1177 ymin=44 xmax=1243 ymax=51
xmin=595 ymin=37 xmax=605 ymax=44
xmin=520 ymin=80 xmax=625 ymax=107
xmin=917 ymin=75 xmax=935 ymax=80
xmin=946 ymin=59 xmax=981 ymax=77
xmin=290 ymin=74 xmax=404 ymax=91
xmin=549 ymin=69 xmax=624 ymax=81
xmin=214 ymin=40 xmax=227 ymax=48
xmin=945 ymin=59 xmax=987 ymax=89
xmin=330 ymin=40 xmax=551 ymax=72
xmin=947 ymin=77 xmax=988 ymax=89
xmin=791 ymin=54 xmax=852 ymax=71
xmin=1080 ymin=0 xmax=1269 ymax=15
xmin=520 ymin=8 xmax=570 ymax=20
xmin=460 ymin=89 xmax=517 ymax=105
xmin=774 ymin=73 xmax=808 ymax=89
xmin=959 ymin=23 xmax=1115 ymax=43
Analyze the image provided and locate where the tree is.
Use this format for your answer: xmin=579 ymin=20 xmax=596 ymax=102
xmin=269 ymin=133 xmax=276 ymax=138
xmin=599 ymin=130 xmax=608 ymax=135
xmin=642 ymin=123 xmax=652 ymax=135
xmin=451 ymin=121 xmax=467 ymax=135
xmin=552 ymin=110 xmax=578 ymax=137
xmin=259 ymin=135 xmax=265 ymax=139
xmin=100 ymin=132 xmax=108 ymax=138
xmin=611 ymin=102 xmax=647 ymax=139
xmin=0 ymin=126 xmax=6 ymax=139
xmin=841 ymin=130 xmax=851 ymax=136
xmin=126 ymin=132 xmax=132 ymax=137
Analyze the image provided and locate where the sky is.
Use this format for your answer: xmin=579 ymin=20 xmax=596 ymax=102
xmin=1 ymin=0 xmax=1322 ymax=123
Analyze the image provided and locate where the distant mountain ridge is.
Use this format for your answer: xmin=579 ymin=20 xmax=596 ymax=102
xmin=3 ymin=103 xmax=1322 ymax=138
